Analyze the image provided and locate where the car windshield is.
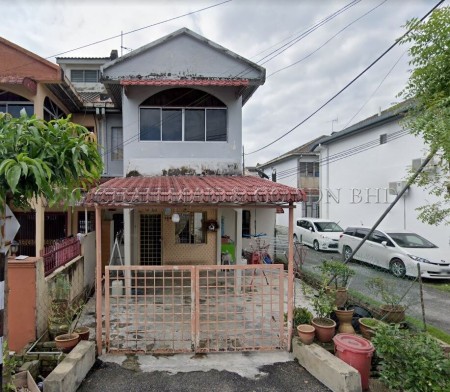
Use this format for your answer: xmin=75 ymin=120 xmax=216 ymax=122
xmin=314 ymin=222 xmax=343 ymax=232
xmin=387 ymin=233 xmax=437 ymax=249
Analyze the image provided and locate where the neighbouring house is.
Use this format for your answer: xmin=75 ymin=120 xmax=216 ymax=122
xmin=257 ymin=135 xmax=326 ymax=228
xmin=311 ymin=103 xmax=449 ymax=252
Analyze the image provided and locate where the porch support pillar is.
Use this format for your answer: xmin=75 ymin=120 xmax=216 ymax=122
xmin=287 ymin=202 xmax=294 ymax=352
xmin=95 ymin=205 xmax=102 ymax=355
xmin=124 ymin=208 xmax=132 ymax=295
xmin=34 ymin=199 xmax=45 ymax=257
xmin=234 ymin=208 xmax=243 ymax=265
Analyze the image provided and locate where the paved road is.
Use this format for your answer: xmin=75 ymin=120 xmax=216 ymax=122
xmin=299 ymin=245 xmax=450 ymax=334
xmin=77 ymin=353 xmax=331 ymax=392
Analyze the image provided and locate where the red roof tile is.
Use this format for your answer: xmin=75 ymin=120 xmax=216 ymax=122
xmin=84 ymin=176 xmax=305 ymax=207
xmin=119 ymin=79 xmax=249 ymax=87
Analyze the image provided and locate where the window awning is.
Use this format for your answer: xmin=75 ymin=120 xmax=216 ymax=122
xmin=83 ymin=175 xmax=305 ymax=208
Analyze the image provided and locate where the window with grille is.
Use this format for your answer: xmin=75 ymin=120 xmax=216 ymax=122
xmin=77 ymin=211 xmax=95 ymax=233
xmin=299 ymin=161 xmax=319 ymax=177
xmin=140 ymin=214 xmax=162 ymax=265
xmin=139 ymin=88 xmax=227 ymax=142
xmin=71 ymin=70 xmax=99 ymax=83
xmin=175 ymin=212 xmax=206 ymax=244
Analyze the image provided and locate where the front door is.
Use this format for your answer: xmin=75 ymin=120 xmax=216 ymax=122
xmin=140 ymin=214 xmax=162 ymax=265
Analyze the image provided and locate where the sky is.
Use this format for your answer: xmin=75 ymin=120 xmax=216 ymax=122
xmin=0 ymin=0 xmax=440 ymax=166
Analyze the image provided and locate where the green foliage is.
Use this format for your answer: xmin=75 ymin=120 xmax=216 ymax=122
xmin=311 ymin=287 xmax=336 ymax=319
xmin=367 ymin=277 xmax=404 ymax=309
xmin=315 ymin=259 xmax=355 ymax=289
xmin=398 ymin=7 xmax=450 ymax=225
xmin=0 ymin=112 xmax=103 ymax=213
xmin=2 ymin=341 xmax=19 ymax=391
xmin=372 ymin=324 xmax=450 ymax=392
xmin=292 ymin=307 xmax=313 ymax=327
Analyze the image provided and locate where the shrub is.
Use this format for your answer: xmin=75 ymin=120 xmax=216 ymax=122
xmin=293 ymin=307 xmax=313 ymax=327
xmin=372 ymin=323 xmax=450 ymax=392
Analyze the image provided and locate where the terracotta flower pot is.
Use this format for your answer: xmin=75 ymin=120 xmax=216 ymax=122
xmin=379 ymin=305 xmax=405 ymax=323
xmin=297 ymin=324 xmax=315 ymax=345
xmin=335 ymin=309 xmax=355 ymax=334
xmin=326 ymin=287 xmax=348 ymax=308
xmin=311 ymin=317 xmax=336 ymax=343
xmin=55 ymin=332 xmax=80 ymax=353
xmin=74 ymin=326 xmax=90 ymax=341
xmin=358 ymin=318 xmax=381 ymax=340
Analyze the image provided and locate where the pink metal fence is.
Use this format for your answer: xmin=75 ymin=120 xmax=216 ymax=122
xmin=41 ymin=237 xmax=81 ymax=276
xmin=104 ymin=264 xmax=286 ymax=354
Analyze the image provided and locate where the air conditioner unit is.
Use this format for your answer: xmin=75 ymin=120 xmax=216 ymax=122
xmin=388 ymin=181 xmax=409 ymax=196
xmin=412 ymin=157 xmax=436 ymax=172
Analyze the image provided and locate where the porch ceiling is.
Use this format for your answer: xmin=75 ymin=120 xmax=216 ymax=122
xmin=83 ymin=175 xmax=305 ymax=208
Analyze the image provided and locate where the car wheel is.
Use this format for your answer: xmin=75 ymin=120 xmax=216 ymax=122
xmin=293 ymin=234 xmax=298 ymax=243
xmin=390 ymin=258 xmax=406 ymax=278
xmin=343 ymin=245 xmax=353 ymax=261
xmin=313 ymin=240 xmax=320 ymax=252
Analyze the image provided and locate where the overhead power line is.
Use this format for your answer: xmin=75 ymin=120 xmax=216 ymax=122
xmin=246 ymin=0 xmax=445 ymax=156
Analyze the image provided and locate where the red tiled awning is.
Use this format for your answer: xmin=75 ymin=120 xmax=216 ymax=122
xmin=119 ymin=79 xmax=249 ymax=87
xmin=83 ymin=176 xmax=305 ymax=207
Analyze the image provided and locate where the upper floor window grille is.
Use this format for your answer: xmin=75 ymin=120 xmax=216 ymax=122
xmin=71 ymin=70 xmax=100 ymax=83
xmin=139 ymin=88 xmax=227 ymax=142
xmin=299 ymin=161 xmax=319 ymax=177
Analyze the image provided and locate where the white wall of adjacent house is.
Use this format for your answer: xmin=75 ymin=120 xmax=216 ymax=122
xmin=318 ymin=119 xmax=449 ymax=251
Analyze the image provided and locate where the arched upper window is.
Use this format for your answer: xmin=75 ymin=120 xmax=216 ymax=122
xmin=139 ymin=88 xmax=227 ymax=142
xmin=44 ymin=97 xmax=65 ymax=121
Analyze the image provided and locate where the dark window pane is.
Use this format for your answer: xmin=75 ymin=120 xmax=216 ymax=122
xmin=206 ymin=109 xmax=227 ymax=141
xmin=84 ymin=70 xmax=98 ymax=83
xmin=185 ymin=109 xmax=205 ymax=141
xmin=142 ymin=88 xmax=226 ymax=107
xmin=162 ymin=109 xmax=182 ymax=141
xmin=242 ymin=210 xmax=251 ymax=236
xmin=8 ymin=104 xmax=34 ymax=117
xmin=0 ymin=104 xmax=6 ymax=113
xmin=71 ymin=70 xmax=84 ymax=82
xmin=140 ymin=108 xmax=160 ymax=140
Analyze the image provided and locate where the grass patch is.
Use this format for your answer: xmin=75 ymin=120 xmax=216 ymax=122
xmin=406 ymin=316 xmax=450 ymax=344
xmin=424 ymin=281 xmax=450 ymax=294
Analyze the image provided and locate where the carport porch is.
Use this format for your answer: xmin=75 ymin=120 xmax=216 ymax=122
xmin=84 ymin=175 xmax=304 ymax=354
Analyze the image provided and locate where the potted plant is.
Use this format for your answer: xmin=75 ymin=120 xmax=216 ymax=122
xmin=48 ymin=275 xmax=81 ymax=352
xmin=358 ymin=317 xmax=383 ymax=340
xmin=311 ymin=287 xmax=337 ymax=343
xmin=316 ymin=260 xmax=355 ymax=308
xmin=367 ymin=277 xmax=406 ymax=323
xmin=291 ymin=307 xmax=315 ymax=344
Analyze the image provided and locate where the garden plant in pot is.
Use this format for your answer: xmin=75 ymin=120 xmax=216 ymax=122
xmin=48 ymin=275 xmax=83 ymax=353
xmin=311 ymin=287 xmax=337 ymax=343
xmin=293 ymin=307 xmax=315 ymax=345
xmin=358 ymin=317 xmax=383 ymax=340
xmin=367 ymin=277 xmax=406 ymax=323
xmin=316 ymin=260 xmax=355 ymax=308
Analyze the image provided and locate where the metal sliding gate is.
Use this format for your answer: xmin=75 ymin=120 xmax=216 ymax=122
xmin=104 ymin=264 xmax=286 ymax=354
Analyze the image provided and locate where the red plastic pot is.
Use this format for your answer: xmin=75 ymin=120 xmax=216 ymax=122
xmin=333 ymin=333 xmax=374 ymax=390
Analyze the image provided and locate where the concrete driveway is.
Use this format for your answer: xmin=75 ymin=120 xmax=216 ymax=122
xmin=77 ymin=352 xmax=331 ymax=392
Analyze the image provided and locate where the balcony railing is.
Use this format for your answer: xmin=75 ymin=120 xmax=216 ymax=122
xmin=41 ymin=237 xmax=81 ymax=277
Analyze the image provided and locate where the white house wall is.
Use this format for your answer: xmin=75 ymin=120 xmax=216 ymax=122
xmin=319 ymin=120 xmax=449 ymax=251
xmin=122 ymin=85 xmax=242 ymax=176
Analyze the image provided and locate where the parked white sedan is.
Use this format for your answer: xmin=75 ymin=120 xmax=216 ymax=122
xmin=339 ymin=226 xmax=450 ymax=279
xmin=294 ymin=218 xmax=343 ymax=252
